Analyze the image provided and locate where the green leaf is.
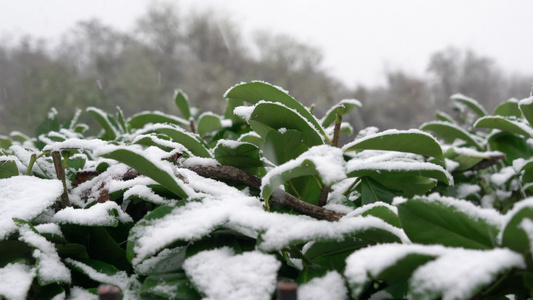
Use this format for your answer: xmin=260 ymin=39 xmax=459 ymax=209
xmin=435 ymin=110 xmax=456 ymax=123
xmin=128 ymin=111 xmax=188 ymax=130
xmin=397 ymin=196 xmax=500 ymax=249
xmin=262 ymin=129 xmax=308 ymax=165
xmin=500 ymin=200 xmax=533 ymax=254
xmin=142 ymin=125 xmax=212 ymax=158
xmin=197 ymin=113 xmax=223 ymax=137
xmin=86 ymin=107 xmax=119 ymax=140
xmin=360 ymin=177 xmax=396 ymax=205
xmin=488 ymin=131 xmax=533 ymax=164
xmin=36 ymin=108 xmax=61 ymax=138
xmin=0 ymin=240 xmax=33 ymax=268
xmin=347 ymin=159 xmax=452 ymax=185
xmin=345 ymin=244 xmax=443 ymax=298
xmin=225 ymin=81 xmax=327 ymax=137
xmin=0 ymin=159 xmax=19 ymax=178
xmin=87 ymin=227 xmax=130 ymax=271
xmin=451 ymin=93 xmax=487 ymax=117
xmin=343 ymin=129 xmax=444 ymax=160
xmin=261 ymin=158 xmax=323 ymax=204
xmin=247 ymin=102 xmax=324 ymax=147
xmin=518 ymin=96 xmax=533 ymax=127
xmin=140 ymin=273 xmax=201 ymax=299
xmin=0 ymin=136 xmax=12 ymax=149
xmin=360 ymin=205 xmax=401 ymax=228
xmin=116 ymin=106 xmax=128 ymax=134
xmin=127 ymin=205 xmax=186 ymax=263
xmin=101 ymin=147 xmax=189 ymax=199
xmin=475 ymin=116 xmax=532 ymax=137
xmin=444 ymin=147 xmax=506 ymax=172
xmin=321 ymin=99 xmax=361 ymax=127
xmin=175 ymin=89 xmax=191 ymax=120
xmin=494 ymin=98 xmax=522 ymax=118
xmin=224 ymin=98 xmax=245 ymax=123
xmin=420 ymin=121 xmax=483 ymax=150
xmin=214 ymin=140 xmax=262 ymax=169
xmin=65 ymin=258 xmax=123 ymax=281
xmin=134 ymin=246 xmax=187 ymax=275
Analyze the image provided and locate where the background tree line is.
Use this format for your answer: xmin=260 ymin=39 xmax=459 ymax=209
xmin=0 ymin=2 xmax=531 ymax=136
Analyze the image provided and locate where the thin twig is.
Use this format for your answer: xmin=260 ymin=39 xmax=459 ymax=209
xmin=189 ymin=165 xmax=345 ymax=221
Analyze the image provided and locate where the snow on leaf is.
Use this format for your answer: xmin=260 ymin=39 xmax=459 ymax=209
xmin=408 ymin=248 xmax=525 ymax=300
xmin=0 ymin=262 xmax=35 ymax=300
xmin=0 ymin=176 xmax=63 ymax=240
xmin=298 ymin=271 xmax=348 ymax=300
xmin=18 ymin=224 xmax=71 ymax=285
xmin=261 ymin=145 xmax=346 ymax=200
xmin=183 ymin=247 xmax=280 ymax=300
xmin=54 ymin=201 xmax=132 ymax=226
xmin=344 ymin=243 xmax=447 ymax=297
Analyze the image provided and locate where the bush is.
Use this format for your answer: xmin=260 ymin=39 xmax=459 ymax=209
xmin=1 ymin=81 xmax=533 ymax=299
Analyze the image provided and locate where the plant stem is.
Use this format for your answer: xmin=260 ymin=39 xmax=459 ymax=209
xmin=331 ymin=105 xmax=344 ymax=147
xmin=26 ymin=154 xmax=37 ymax=176
xmin=52 ymin=151 xmax=70 ymax=208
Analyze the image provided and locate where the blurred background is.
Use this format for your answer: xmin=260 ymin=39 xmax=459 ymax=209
xmin=1 ymin=0 xmax=532 ymax=135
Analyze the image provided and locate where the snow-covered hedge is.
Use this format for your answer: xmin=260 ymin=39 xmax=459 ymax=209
xmin=1 ymin=81 xmax=533 ymax=299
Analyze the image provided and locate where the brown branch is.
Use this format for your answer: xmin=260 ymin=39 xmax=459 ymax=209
xmin=189 ymin=165 xmax=345 ymax=221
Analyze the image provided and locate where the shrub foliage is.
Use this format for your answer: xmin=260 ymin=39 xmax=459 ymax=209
xmin=1 ymin=81 xmax=533 ymax=299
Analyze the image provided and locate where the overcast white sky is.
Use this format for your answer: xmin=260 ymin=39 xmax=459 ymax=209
xmin=1 ymin=0 xmax=532 ymax=88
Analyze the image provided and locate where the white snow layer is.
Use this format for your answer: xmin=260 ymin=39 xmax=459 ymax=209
xmin=0 ymin=262 xmax=36 ymax=300
xmin=18 ymin=225 xmax=71 ymax=284
xmin=345 ymin=244 xmax=525 ymax=300
xmin=54 ymin=201 xmax=133 ymax=226
xmin=298 ymin=271 xmax=348 ymax=300
xmin=183 ymin=247 xmax=280 ymax=300
xmin=129 ymin=189 xmax=408 ymax=265
xmin=409 ymin=248 xmax=525 ymax=300
xmin=0 ymin=176 xmax=63 ymax=239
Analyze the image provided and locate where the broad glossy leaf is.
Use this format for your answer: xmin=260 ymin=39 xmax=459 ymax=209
xmin=360 ymin=205 xmax=401 ymax=228
xmin=474 ymin=115 xmax=533 ymax=137
xmin=127 ymin=206 xmax=174 ymax=262
xmin=86 ymin=107 xmax=119 ymax=140
xmin=488 ymin=131 xmax=533 ymax=164
xmin=135 ymin=247 xmax=187 ymax=275
xmin=500 ymin=200 xmax=533 ymax=254
xmin=197 ymin=113 xmax=223 ymax=137
xmin=101 ymin=147 xmax=189 ymax=199
xmin=494 ymin=98 xmax=521 ymax=118
xmin=87 ymin=227 xmax=129 ymax=270
xmin=451 ymin=93 xmax=487 ymax=117
xmin=175 ymin=89 xmax=191 ymax=120
xmin=343 ymin=129 xmax=444 ymax=160
xmin=262 ymin=129 xmax=308 ymax=165
xmin=140 ymin=273 xmax=201 ymax=299
xmin=247 ymin=102 xmax=324 ymax=147
xmin=360 ymin=177 xmax=396 ymax=205
xmin=128 ymin=111 xmax=188 ymax=130
xmin=261 ymin=158 xmax=323 ymax=204
xmin=0 ymin=240 xmax=33 ymax=268
xmin=347 ymin=160 xmax=452 ymax=185
xmin=421 ymin=121 xmax=483 ymax=150
xmin=141 ymin=124 xmax=212 ymax=158
xmin=0 ymin=159 xmax=19 ymax=178
xmin=444 ymin=147 xmax=506 ymax=172
xmin=519 ymin=96 xmax=533 ymax=127
xmin=65 ymin=258 xmax=125 ymax=284
xmin=214 ymin=140 xmax=262 ymax=169
xmin=397 ymin=196 xmax=500 ymax=249
xmin=0 ymin=136 xmax=12 ymax=149
xmin=225 ymin=81 xmax=326 ymax=137
xmin=435 ymin=110 xmax=456 ymax=123
xmin=224 ymin=98 xmax=245 ymax=123
xmin=321 ymin=99 xmax=362 ymax=127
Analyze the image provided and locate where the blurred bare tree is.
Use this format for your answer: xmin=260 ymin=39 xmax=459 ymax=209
xmin=0 ymin=4 xmax=532 ymax=135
